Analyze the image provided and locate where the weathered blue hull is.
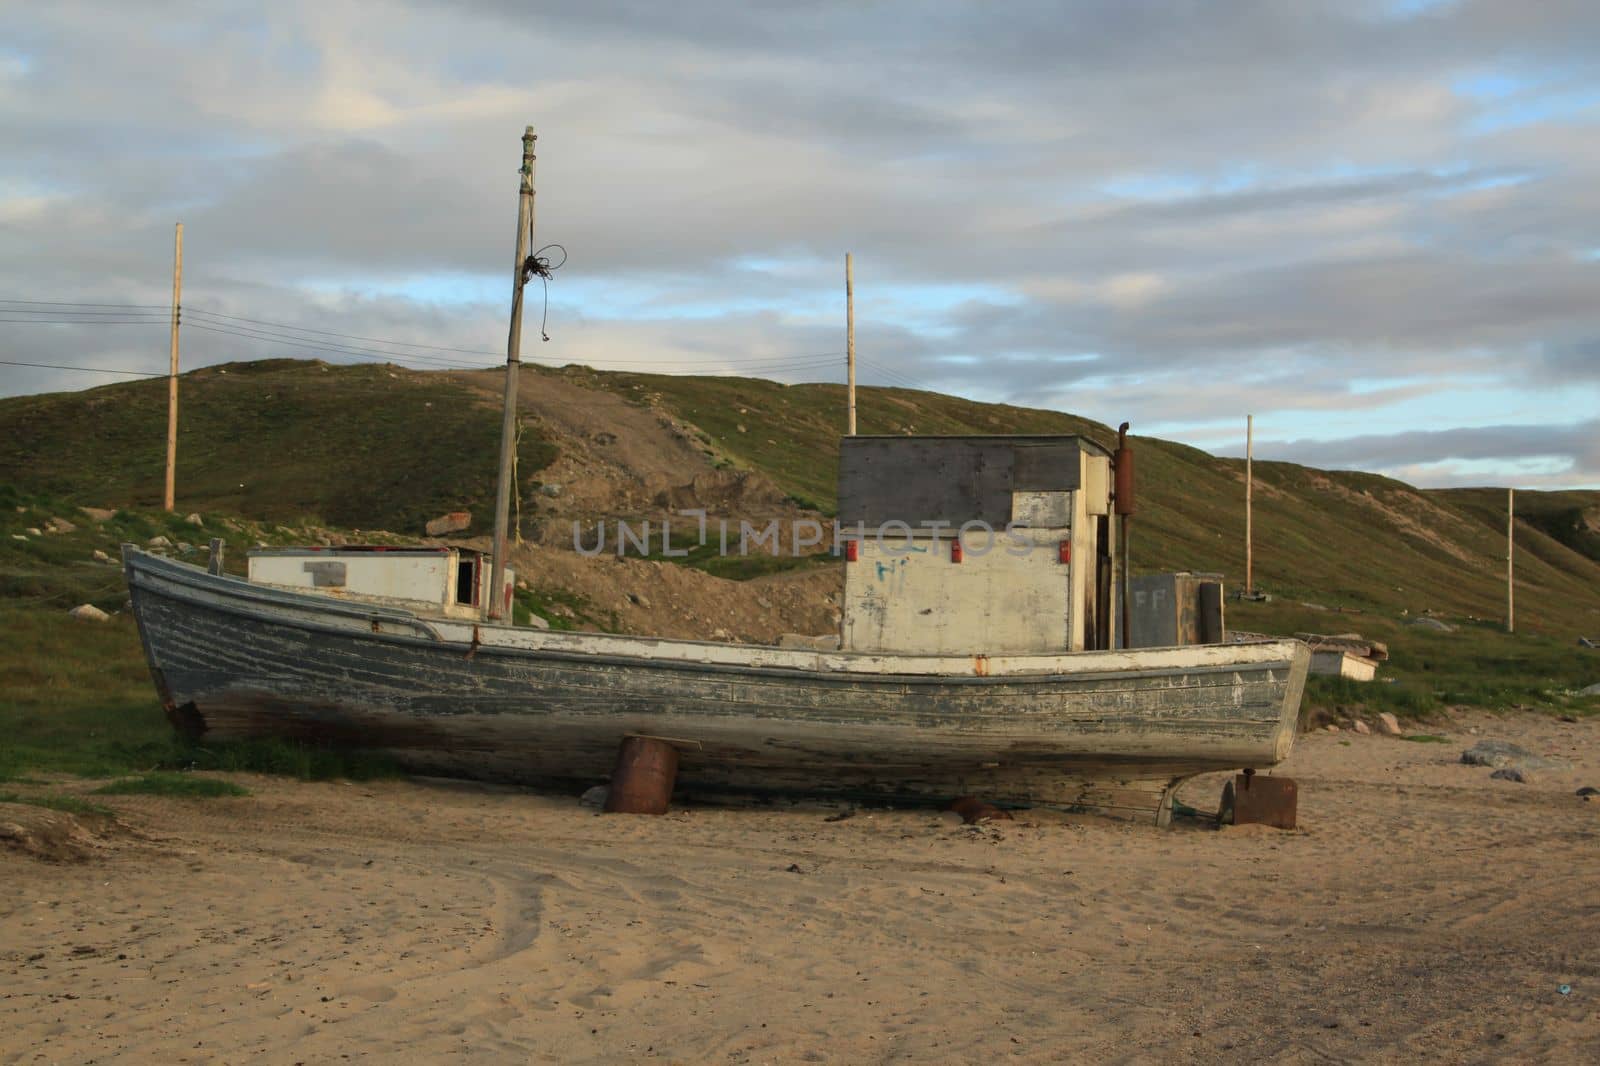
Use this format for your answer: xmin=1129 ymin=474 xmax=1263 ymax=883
xmin=123 ymin=547 xmax=1308 ymax=822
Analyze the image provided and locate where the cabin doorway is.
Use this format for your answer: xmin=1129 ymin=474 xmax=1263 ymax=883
xmin=456 ymin=555 xmax=480 ymax=607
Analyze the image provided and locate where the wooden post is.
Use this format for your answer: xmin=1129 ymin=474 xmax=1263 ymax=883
xmin=846 ymin=252 xmax=856 ymax=435
xmin=488 ymin=126 xmax=537 ymax=621
xmin=1245 ymin=414 xmax=1253 ymax=596
xmin=1507 ymin=487 xmax=1514 ymax=633
xmin=164 ymin=222 xmax=183 ymax=512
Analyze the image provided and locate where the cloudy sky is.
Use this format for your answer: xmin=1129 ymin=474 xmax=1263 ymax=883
xmin=2 ymin=1 xmax=1597 ymax=488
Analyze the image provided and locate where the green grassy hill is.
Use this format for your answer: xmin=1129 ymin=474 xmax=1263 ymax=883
xmin=570 ymin=366 xmax=1600 ymax=638
xmin=5 ymin=359 xmax=1599 ymax=638
xmin=0 ymin=359 xmax=555 ymax=536
xmin=2 ymin=358 xmax=1597 ymax=773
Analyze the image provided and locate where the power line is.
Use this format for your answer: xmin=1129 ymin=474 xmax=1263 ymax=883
xmin=0 ymin=317 xmax=167 ymax=325
xmin=183 ymin=305 xmax=848 ymax=369
xmin=0 ymin=298 xmax=166 ymax=309
xmin=857 ymin=355 xmax=935 ymax=392
xmin=0 ymin=358 xmax=165 ymax=377
xmin=185 ymin=321 xmax=497 ymax=371
xmin=184 ymin=307 xmax=507 ymax=360
xmin=0 ymin=307 xmax=169 ymax=317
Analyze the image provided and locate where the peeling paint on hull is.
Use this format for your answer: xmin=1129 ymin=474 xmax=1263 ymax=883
xmin=123 ymin=548 xmax=1309 ymax=823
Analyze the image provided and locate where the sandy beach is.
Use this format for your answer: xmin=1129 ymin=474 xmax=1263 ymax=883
xmin=4 ymin=711 xmax=1596 ymax=1065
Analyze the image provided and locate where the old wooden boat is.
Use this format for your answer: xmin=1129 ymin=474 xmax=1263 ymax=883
xmin=122 ymin=129 xmax=1309 ymax=822
xmin=122 ymin=541 xmax=1307 ymax=824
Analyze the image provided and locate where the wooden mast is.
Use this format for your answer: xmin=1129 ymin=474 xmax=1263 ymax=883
xmin=1245 ymin=413 xmax=1253 ymax=595
xmin=1506 ymin=487 xmax=1514 ymax=633
xmin=846 ymin=253 xmax=856 ymax=435
xmin=487 ymin=126 xmax=537 ymax=621
xmin=164 ymin=222 xmax=183 ymax=511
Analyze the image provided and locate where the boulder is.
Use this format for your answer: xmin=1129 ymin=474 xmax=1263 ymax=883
xmin=524 ymin=614 xmax=550 ymax=630
xmin=68 ymin=604 xmax=110 ymax=623
xmin=147 ymin=535 xmax=173 ymax=549
xmin=1461 ymin=739 xmax=1564 ymax=772
xmin=79 ymin=506 xmax=117 ymax=522
xmin=579 ymin=785 xmax=609 ymax=809
xmin=1489 ymin=768 xmax=1527 ymax=783
xmin=538 ymin=483 xmax=563 ymax=498
xmin=184 ymin=512 xmax=204 ymax=526
xmin=424 ymin=511 xmax=472 ymax=536
xmin=1579 ymin=682 xmax=1600 ymax=697
xmin=1376 ymin=712 xmax=1403 ymax=736
xmin=25 ymin=527 xmax=42 ymax=536
xmin=45 ymin=516 xmax=77 ymax=534
xmin=1351 ymin=719 xmax=1371 ymax=735
xmin=92 ymin=549 xmax=112 ymax=564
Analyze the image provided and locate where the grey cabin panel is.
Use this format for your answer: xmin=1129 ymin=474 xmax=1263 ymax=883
xmin=838 ymin=436 xmax=1088 ymax=527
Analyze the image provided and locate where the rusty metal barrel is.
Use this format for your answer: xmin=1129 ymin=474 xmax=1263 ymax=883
xmin=603 ymin=735 xmax=680 ymax=815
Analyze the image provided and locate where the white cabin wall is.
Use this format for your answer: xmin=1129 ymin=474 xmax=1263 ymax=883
xmin=841 ymin=527 xmax=1073 ymax=655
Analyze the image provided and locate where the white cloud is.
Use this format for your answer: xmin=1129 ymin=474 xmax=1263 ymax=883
xmin=2 ymin=0 xmax=1599 ymax=485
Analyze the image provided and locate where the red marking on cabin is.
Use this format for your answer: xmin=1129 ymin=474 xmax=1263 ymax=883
xmin=1058 ymin=541 xmax=1071 ymax=564
xmin=950 ymin=540 xmax=963 ymax=563
xmin=845 ymin=541 xmax=859 ymax=562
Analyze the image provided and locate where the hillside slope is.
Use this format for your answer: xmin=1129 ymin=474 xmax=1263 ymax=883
xmin=3 ymin=358 xmax=1599 ymax=641
xmin=573 ymin=367 xmax=1600 ymax=637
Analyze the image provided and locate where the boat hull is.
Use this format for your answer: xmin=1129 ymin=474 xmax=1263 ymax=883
xmin=123 ymin=548 xmax=1308 ymax=822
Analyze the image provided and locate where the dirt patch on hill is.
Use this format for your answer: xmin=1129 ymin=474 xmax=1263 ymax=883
xmin=1305 ymin=474 xmax=1482 ymax=566
xmin=449 ymin=368 xmax=726 ymax=518
xmin=509 ymin=543 xmax=842 ymax=643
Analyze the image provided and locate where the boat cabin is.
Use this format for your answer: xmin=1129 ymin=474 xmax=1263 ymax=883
xmin=246 ymin=545 xmax=514 ymax=621
xmin=837 ymin=435 xmax=1118 ymax=655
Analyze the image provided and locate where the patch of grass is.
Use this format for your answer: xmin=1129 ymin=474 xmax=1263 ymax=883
xmin=513 ymin=585 xmax=617 ymax=632
xmin=94 ymin=773 xmax=248 ymax=798
xmin=0 ymin=606 xmax=403 ymax=785
xmin=0 ymin=791 xmax=114 ymax=817
xmin=1400 ymin=734 xmax=1453 ymax=744
xmin=1304 ymin=675 xmax=1439 ymax=719
xmin=163 ymin=738 xmax=400 ymax=782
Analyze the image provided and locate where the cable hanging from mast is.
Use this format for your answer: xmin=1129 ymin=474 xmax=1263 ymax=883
xmin=520 ymin=243 xmax=567 ymax=342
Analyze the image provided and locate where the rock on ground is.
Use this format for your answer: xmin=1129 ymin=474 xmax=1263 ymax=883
xmin=1351 ymin=720 xmax=1371 ymax=735
xmin=424 ymin=511 xmax=472 ymax=536
xmin=68 ymin=604 xmax=111 ymax=622
xmin=1376 ymin=712 xmax=1403 ymax=736
xmin=1461 ymin=739 xmax=1564 ymax=772
xmin=1407 ymin=617 xmax=1456 ymax=632
xmin=1489 ymin=768 xmax=1527 ymax=783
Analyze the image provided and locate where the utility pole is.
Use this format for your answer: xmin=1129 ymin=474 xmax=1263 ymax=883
xmin=164 ymin=222 xmax=183 ymax=511
xmin=1245 ymin=414 xmax=1253 ymax=595
xmin=1507 ymin=487 xmax=1515 ymax=633
xmin=845 ymin=252 xmax=856 ymax=435
xmin=488 ymin=126 xmax=537 ymax=622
